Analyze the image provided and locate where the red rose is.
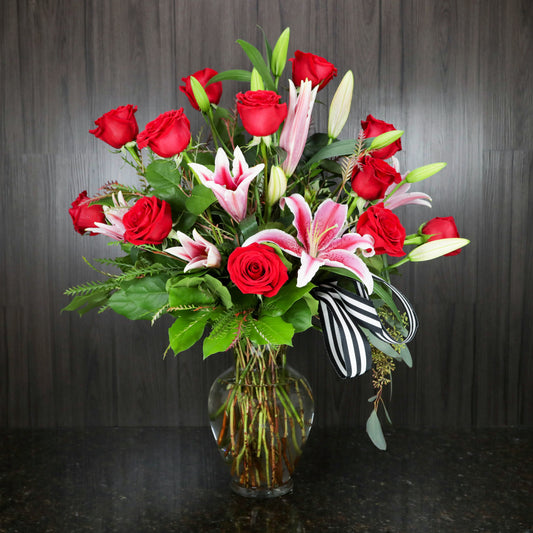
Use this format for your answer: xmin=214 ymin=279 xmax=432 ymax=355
xmin=421 ymin=216 xmax=462 ymax=256
xmin=137 ymin=109 xmax=191 ymax=158
xmin=122 ymin=196 xmax=173 ymax=245
xmin=180 ymin=68 xmax=222 ymax=111
xmin=361 ymin=114 xmax=402 ymax=159
xmin=356 ymin=203 xmax=406 ymax=257
xmin=351 ymin=156 xmax=402 ymax=200
xmin=228 ymin=243 xmax=288 ymax=297
xmin=89 ymin=105 xmax=139 ymax=149
xmin=236 ymin=90 xmax=288 ymax=137
xmin=289 ymin=50 xmax=337 ymax=91
xmin=69 ymin=191 xmax=105 ymax=235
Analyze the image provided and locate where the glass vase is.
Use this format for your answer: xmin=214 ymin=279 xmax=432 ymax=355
xmin=208 ymin=341 xmax=314 ymax=498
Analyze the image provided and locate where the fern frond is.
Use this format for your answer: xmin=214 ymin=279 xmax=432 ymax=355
xmin=64 ymin=279 xmax=119 ymax=296
xmin=151 ymin=304 xmax=170 ymax=325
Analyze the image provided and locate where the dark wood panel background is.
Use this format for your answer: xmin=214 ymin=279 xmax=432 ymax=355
xmin=1 ymin=0 xmax=532 ymax=429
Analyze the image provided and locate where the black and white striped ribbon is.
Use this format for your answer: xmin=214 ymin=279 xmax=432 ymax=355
xmin=313 ymin=275 xmax=418 ymax=378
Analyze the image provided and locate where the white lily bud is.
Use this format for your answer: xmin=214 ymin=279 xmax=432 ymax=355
xmin=407 ymin=238 xmax=470 ymax=262
xmin=266 ymin=165 xmax=287 ymax=206
xmin=328 ymin=70 xmax=354 ymax=139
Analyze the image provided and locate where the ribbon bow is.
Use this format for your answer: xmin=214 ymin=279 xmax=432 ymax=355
xmin=313 ymin=275 xmax=418 ymax=378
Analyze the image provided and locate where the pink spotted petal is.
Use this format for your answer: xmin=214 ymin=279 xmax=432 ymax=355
xmin=243 ymin=229 xmax=303 ymax=258
xmin=280 ymin=194 xmax=312 ymax=251
xmin=311 ymin=199 xmax=348 ymax=250
xmin=297 ymin=252 xmax=323 ymax=287
xmin=325 ymin=232 xmax=375 ymax=257
xmin=321 ymin=250 xmax=374 ymax=294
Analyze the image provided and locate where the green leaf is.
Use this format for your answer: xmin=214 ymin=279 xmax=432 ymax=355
xmin=371 ymin=283 xmax=403 ymax=321
xmin=202 ymin=275 xmax=233 ymax=309
xmin=202 ymin=313 xmax=239 ymax=358
xmin=261 ymin=279 xmax=314 ymax=317
xmin=271 ymin=27 xmax=290 ymax=77
xmin=283 ymin=299 xmax=314 ymax=333
xmin=185 ymin=184 xmax=216 ymax=215
xmin=236 ymin=39 xmax=276 ymax=91
xmin=246 ymin=316 xmax=294 ymax=345
xmin=167 ymin=277 xmax=216 ymax=308
xmin=366 ymin=410 xmax=387 ymax=450
xmin=108 ymin=276 xmax=168 ymax=320
xmin=306 ymin=139 xmax=357 ymax=166
xmin=144 ymin=160 xmax=186 ymax=207
xmin=239 ymin=215 xmax=259 ymax=240
xmin=207 ymin=69 xmax=252 ymax=85
xmin=62 ymin=291 xmax=110 ymax=316
xmin=169 ymin=311 xmax=209 ymax=355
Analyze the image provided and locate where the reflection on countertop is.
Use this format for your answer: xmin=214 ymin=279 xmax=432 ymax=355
xmin=0 ymin=427 xmax=531 ymax=532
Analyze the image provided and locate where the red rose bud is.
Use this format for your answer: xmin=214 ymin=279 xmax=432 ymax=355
xmin=69 ymin=191 xmax=105 ymax=235
xmin=180 ymin=68 xmax=222 ymax=111
xmin=351 ymin=156 xmax=402 ymax=201
xmin=122 ymin=196 xmax=173 ymax=245
xmin=356 ymin=203 xmax=406 ymax=257
xmin=236 ymin=90 xmax=288 ymax=137
xmin=137 ymin=109 xmax=191 ymax=158
xmin=361 ymin=114 xmax=402 ymax=159
xmin=89 ymin=105 xmax=139 ymax=149
xmin=289 ymin=50 xmax=337 ymax=91
xmin=421 ymin=216 xmax=462 ymax=256
xmin=227 ymin=243 xmax=288 ymax=298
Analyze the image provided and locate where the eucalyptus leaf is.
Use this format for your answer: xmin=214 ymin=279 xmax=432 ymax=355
xmin=366 ymin=410 xmax=387 ymax=450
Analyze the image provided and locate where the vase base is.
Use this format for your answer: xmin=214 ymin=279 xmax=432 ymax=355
xmin=230 ymin=478 xmax=294 ymax=499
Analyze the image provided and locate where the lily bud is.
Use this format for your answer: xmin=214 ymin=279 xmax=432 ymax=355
xmin=271 ymin=27 xmax=290 ymax=77
xmin=328 ymin=70 xmax=354 ymax=139
xmin=250 ymin=68 xmax=265 ymax=91
xmin=407 ymin=238 xmax=470 ymax=262
xmin=189 ymin=76 xmax=211 ymax=113
xmin=406 ymin=162 xmax=447 ymax=183
xmin=368 ymin=130 xmax=404 ymax=152
xmin=266 ymin=165 xmax=287 ymax=205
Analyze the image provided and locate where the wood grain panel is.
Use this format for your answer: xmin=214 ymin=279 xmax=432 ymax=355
xmin=1 ymin=0 xmax=532 ymax=429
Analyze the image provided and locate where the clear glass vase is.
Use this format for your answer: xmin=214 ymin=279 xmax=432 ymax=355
xmin=208 ymin=342 xmax=314 ymax=498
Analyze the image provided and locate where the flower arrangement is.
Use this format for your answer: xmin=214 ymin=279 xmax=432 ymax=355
xmin=66 ymin=28 xmax=469 ymax=463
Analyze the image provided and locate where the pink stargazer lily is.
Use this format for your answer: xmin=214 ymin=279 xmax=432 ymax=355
xmin=165 ymin=229 xmax=221 ymax=272
xmin=243 ymin=194 xmax=375 ymax=293
xmin=89 ymin=191 xmax=129 ymax=240
xmin=188 ymin=146 xmax=264 ymax=222
xmin=279 ymin=80 xmax=318 ymax=177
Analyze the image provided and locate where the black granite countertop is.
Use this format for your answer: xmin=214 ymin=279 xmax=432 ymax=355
xmin=0 ymin=427 xmax=531 ymax=532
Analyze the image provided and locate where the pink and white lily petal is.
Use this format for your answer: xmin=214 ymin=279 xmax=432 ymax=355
xmin=165 ymin=229 xmax=221 ymax=272
xmin=189 ymin=146 xmax=264 ymax=222
xmin=244 ymin=193 xmax=375 ymax=293
xmin=384 ymin=182 xmax=432 ymax=210
xmin=242 ymin=228 xmax=303 ymax=258
xmin=87 ymin=192 xmax=129 ymax=240
xmin=280 ymin=80 xmax=318 ymax=177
